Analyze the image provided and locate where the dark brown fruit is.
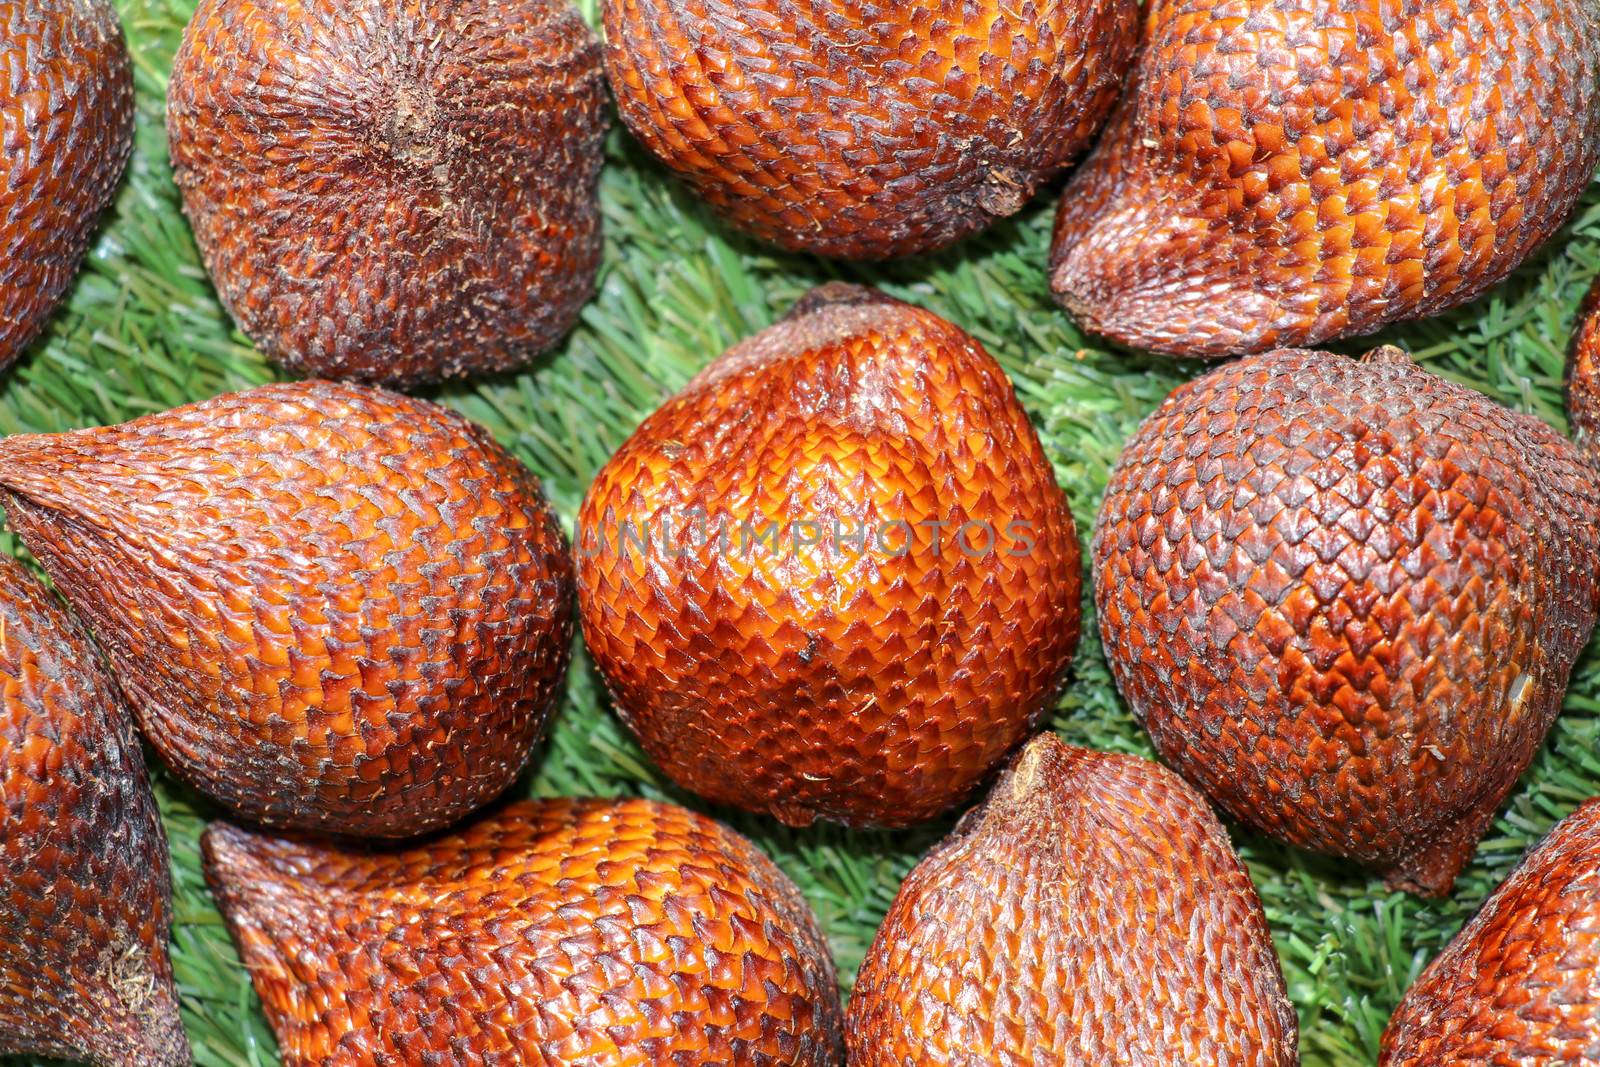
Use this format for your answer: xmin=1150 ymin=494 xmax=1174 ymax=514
xmin=1094 ymin=346 xmax=1600 ymax=895
xmin=167 ymin=0 xmax=609 ymax=388
xmin=1050 ymin=0 xmax=1600 ymax=358
xmin=0 ymin=556 xmax=188 ymax=1067
xmin=204 ymin=796 xmax=844 ymax=1065
xmin=1380 ymin=798 xmax=1600 ymax=1065
xmin=0 ymin=380 xmax=574 ymax=838
xmin=604 ymin=0 xmax=1138 ymax=260
xmin=0 ymin=0 xmax=133 ymax=371
xmin=577 ymin=284 xmax=1082 ymax=828
xmin=847 ymin=733 xmax=1298 ymax=1065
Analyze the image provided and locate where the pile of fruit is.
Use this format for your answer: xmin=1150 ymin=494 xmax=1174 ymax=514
xmin=3 ymin=0 xmax=1600 ymax=1064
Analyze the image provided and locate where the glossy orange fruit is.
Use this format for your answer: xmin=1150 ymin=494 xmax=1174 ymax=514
xmin=577 ymin=284 xmax=1082 ymax=828
xmin=204 ymin=797 xmax=845 ymax=1065
xmin=1051 ymin=0 xmax=1600 ymax=358
xmin=0 ymin=380 xmax=574 ymax=838
xmin=604 ymin=0 xmax=1138 ymax=259
xmin=847 ymin=733 xmax=1298 ymax=1065
xmin=0 ymin=556 xmax=187 ymax=1067
xmin=1095 ymin=346 xmax=1600 ymax=895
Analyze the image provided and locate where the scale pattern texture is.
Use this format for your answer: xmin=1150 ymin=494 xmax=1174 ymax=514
xmin=1095 ymin=347 xmax=1600 ymax=895
xmin=0 ymin=380 xmax=574 ymax=838
xmin=0 ymin=557 xmax=187 ymax=1067
xmin=1050 ymin=0 xmax=1600 ymax=358
xmin=167 ymin=0 xmax=609 ymax=387
xmin=577 ymin=284 xmax=1082 ymax=828
xmin=0 ymin=0 xmax=133 ymax=370
xmin=204 ymin=797 xmax=845 ymax=1066
xmin=847 ymin=733 xmax=1298 ymax=1066
xmin=604 ymin=0 xmax=1137 ymax=259
xmin=1381 ymin=798 xmax=1600 ymax=1065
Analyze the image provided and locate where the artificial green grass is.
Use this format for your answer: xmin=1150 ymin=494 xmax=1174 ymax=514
xmin=4 ymin=1 xmax=1600 ymax=1064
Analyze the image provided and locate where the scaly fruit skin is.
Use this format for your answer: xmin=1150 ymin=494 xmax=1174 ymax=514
xmin=0 ymin=0 xmax=133 ymax=371
xmin=577 ymin=284 xmax=1082 ymax=828
xmin=1094 ymin=346 xmax=1600 ymax=896
xmin=847 ymin=733 xmax=1298 ymax=1066
xmin=203 ymin=797 xmax=845 ymax=1066
xmin=0 ymin=380 xmax=574 ymax=838
xmin=167 ymin=0 xmax=608 ymax=388
xmin=1569 ymin=277 xmax=1600 ymax=447
xmin=604 ymin=0 xmax=1138 ymax=260
xmin=0 ymin=556 xmax=188 ymax=1067
xmin=1050 ymin=0 xmax=1600 ymax=358
xmin=1380 ymin=798 xmax=1600 ymax=1065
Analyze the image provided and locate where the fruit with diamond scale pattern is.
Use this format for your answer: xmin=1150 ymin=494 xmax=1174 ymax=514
xmin=604 ymin=0 xmax=1138 ymax=260
xmin=0 ymin=379 xmax=575 ymax=839
xmin=1380 ymin=797 xmax=1600 ymax=1065
xmin=1050 ymin=0 xmax=1600 ymax=358
xmin=167 ymin=0 xmax=609 ymax=387
xmin=847 ymin=732 xmax=1299 ymax=1066
xmin=0 ymin=0 xmax=133 ymax=372
xmin=0 ymin=555 xmax=188 ymax=1067
xmin=577 ymin=283 xmax=1083 ymax=829
xmin=204 ymin=796 xmax=845 ymax=1065
xmin=1094 ymin=345 xmax=1600 ymax=895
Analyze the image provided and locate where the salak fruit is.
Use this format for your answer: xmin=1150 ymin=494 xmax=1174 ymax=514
xmin=0 ymin=556 xmax=188 ymax=1066
xmin=1380 ymin=798 xmax=1600 ymax=1064
xmin=0 ymin=380 xmax=575 ymax=838
xmin=577 ymin=284 xmax=1082 ymax=828
xmin=204 ymin=797 xmax=844 ymax=1065
xmin=167 ymin=0 xmax=609 ymax=387
xmin=1051 ymin=0 xmax=1600 ymax=358
xmin=0 ymin=0 xmax=133 ymax=370
xmin=604 ymin=0 xmax=1138 ymax=259
xmin=847 ymin=733 xmax=1298 ymax=1066
xmin=1095 ymin=345 xmax=1600 ymax=895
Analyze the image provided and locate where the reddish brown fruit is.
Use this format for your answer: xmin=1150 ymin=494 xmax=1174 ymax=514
xmin=0 ymin=556 xmax=188 ymax=1067
xmin=204 ymin=797 xmax=844 ymax=1065
xmin=1568 ymin=276 xmax=1600 ymax=447
xmin=847 ymin=733 xmax=1298 ymax=1065
xmin=1094 ymin=346 xmax=1600 ymax=895
xmin=0 ymin=0 xmax=133 ymax=371
xmin=603 ymin=0 xmax=1138 ymax=260
xmin=0 ymin=380 xmax=574 ymax=838
xmin=167 ymin=0 xmax=609 ymax=388
xmin=577 ymin=284 xmax=1082 ymax=828
xmin=1050 ymin=0 xmax=1600 ymax=358
xmin=1380 ymin=798 xmax=1600 ymax=1065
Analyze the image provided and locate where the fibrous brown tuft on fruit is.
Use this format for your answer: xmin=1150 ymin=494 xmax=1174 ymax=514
xmin=604 ymin=0 xmax=1138 ymax=260
xmin=1095 ymin=346 xmax=1600 ymax=896
xmin=167 ymin=0 xmax=609 ymax=388
xmin=0 ymin=0 xmax=133 ymax=371
xmin=204 ymin=797 xmax=844 ymax=1065
xmin=1050 ymin=0 xmax=1600 ymax=358
xmin=0 ymin=556 xmax=188 ymax=1067
xmin=577 ymin=284 xmax=1082 ymax=829
xmin=0 ymin=380 xmax=574 ymax=838
xmin=1380 ymin=798 xmax=1600 ymax=1065
xmin=847 ymin=733 xmax=1298 ymax=1066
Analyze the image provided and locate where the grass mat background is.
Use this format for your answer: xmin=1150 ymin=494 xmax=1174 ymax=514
xmin=5 ymin=1 xmax=1600 ymax=1064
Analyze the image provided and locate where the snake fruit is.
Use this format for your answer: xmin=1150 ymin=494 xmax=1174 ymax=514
xmin=1095 ymin=345 xmax=1600 ymax=895
xmin=204 ymin=797 xmax=844 ymax=1065
xmin=1051 ymin=0 xmax=1600 ymax=358
xmin=847 ymin=733 xmax=1298 ymax=1065
xmin=167 ymin=0 xmax=609 ymax=387
xmin=1380 ymin=797 xmax=1600 ymax=1064
xmin=0 ymin=556 xmax=187 ymax=1067
xmin=0 ymin=380 xmax=574 ymax=838
xmin=577 ymin=284 xmax=1082 ymax=828
xmin=0 ymin=0 xmax=133 ymax=371
xmin=604 ymin=0 xmax=1138 ymax=259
